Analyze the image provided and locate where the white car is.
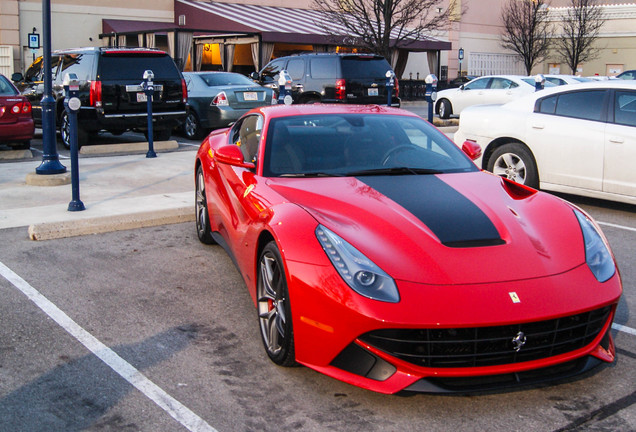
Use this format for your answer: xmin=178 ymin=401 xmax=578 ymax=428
xmin=454 ymin=81 xmax=636 ymax=205
xmin=435 ymin=75 xmax=549 ymax=119
xmin=543 ymin=74 xmax=593 ymax=86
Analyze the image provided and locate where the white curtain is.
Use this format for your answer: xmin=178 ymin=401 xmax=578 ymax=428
xmin=146 ymin=33 xmax=155 ymax=49
xmin=118 ymin=35 xmax=126 ymax=48
xmin=177 ymin=32 xmax=193 ymax=71
xmin=427 ymin=51 xmax=438 ymax=77
xmin=225 ymin=44 xmax=235 ymax=72
xmin=137 ymin=34 xmax=144 ymax=47
xmin=167 ymin=32 xmax=175 ymax=57
xmin=196 ymin=43 xmax=203 ymax=71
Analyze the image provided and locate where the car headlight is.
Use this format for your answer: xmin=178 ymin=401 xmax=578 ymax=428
xmin=315 ymin=225 xmax=400 ymax=303
xmin=574 ymin=210 xmax=616 ymax=283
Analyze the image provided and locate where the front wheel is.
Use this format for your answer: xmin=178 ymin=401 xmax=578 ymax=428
xmin=195 ymin=166 xmax=215 ymax=244
xmin=257 ymin=242 xmax=296 ymax=366
xmin=487 ymin=143 xmax=539 ymax=189
xmin=438 ymin=99 xmax=452 ymax=119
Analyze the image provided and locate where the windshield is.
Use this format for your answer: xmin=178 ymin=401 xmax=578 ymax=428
xmin=263 ymin=114 xmax=478 ymax=177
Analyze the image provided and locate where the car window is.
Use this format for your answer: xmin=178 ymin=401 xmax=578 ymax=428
xmin=199 ymin=73 xmax=254 ymax=87
xmin=310 ymin=57 xmax=338 ymax=79
xmin=99 ymin=55 xmax=181 ymax=80
xmin=464 ymin=78 xmax=489 ymax=90
xmin=263 ymin=114 xmax=477 ymax=177
xmin=59 ymin=54 xmax=93 ymax=82
xmin=614 ymin=90 xmax=636 ymax=127
xmin=260 ymin=59 xmax=285 ymax=84
xmin=0 ymin=75 xmax=17 ymax=95
xmin=555 ymin=90 xmax=606 ymax=121
xmin=286 ymin=59 xmax=305 ymax=81
xmin=545 ymin=77 xmax=566 ymax=86
xmin=489 ymin=78 xmax=516 ymax=89
xmin=233 ymin=115 xmax=262 ymax=164
xmin=341 ymin=57 xmax=392 ymax=79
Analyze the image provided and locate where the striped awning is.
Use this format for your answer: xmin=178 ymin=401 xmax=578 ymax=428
xmin=174 ymin=0 xmax=450 ymax=51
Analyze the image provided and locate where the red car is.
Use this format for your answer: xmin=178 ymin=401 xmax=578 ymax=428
xmin=0 ymin=74 xmax=34 ymax=149
xmin=194 ymin=104 xmax=622 ymax=394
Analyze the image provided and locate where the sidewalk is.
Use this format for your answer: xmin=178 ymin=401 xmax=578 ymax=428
xmin=0 ymin=149 xmax=196 ymax=240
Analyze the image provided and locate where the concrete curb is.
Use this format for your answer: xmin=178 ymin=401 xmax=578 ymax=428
xmin=25 ymin=171 xmax=72 ymax=186
xmin=28 ymin=206 xmax=193 ymax=241
xmin=80 ymin=140 xmax=179 ymax=155
xmin=0 ymin=149 xmax=33 ymax=160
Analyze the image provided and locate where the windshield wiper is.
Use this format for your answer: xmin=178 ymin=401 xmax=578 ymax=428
xmin=345 ymin=167 xmax=444 ymax=176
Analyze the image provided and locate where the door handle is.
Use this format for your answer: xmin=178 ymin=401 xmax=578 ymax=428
xmin=531 ymin=123 xmax=545 ymax=130
xmin=609 ymin=136 xmax=624 ymax=144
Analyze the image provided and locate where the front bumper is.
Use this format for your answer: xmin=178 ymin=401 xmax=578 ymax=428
xmin=288 ymin=260 xmax=621 ymax=394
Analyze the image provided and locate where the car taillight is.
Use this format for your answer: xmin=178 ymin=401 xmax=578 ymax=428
xmin=394 ymin=77 xmax=399 ymax=98
xmin=336 ymin=78 xmax=346 ymax=100
xmin=90 ymin=80 xmax=102 ymax=107
xmin=181 ymin=78 xmax=187 ymax=103
xmin=8 ymin=101 xmax=31 ymax=115
xmin=212 ymin=91 xmax=229 ymax=106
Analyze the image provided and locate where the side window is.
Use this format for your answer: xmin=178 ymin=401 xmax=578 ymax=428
xmin=555 ymin=90 xmax=606 ymax=121
xmin=286 ymin=59 xmax=305 ymax=81
xmin=614 ymin=90 xmax=636 ymax=127
xmin=537 ymin=95 xmax=557 ymax=114
xmin=260 ymin=59 xmax=285 ymax=84
xmin=310 ymin=58 xmax=338 ymax=79
xmin=59 ymin=54 xmax=92 ymax=82
xmin=489 ymin=78 xmax=509 ymax=89
xmin=233 ymin=115 xmax=263 ymax=164
xmin=464 ymin=78 xmax=489 ymax=90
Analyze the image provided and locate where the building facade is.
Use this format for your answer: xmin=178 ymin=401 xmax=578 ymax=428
xmin=1 ymin=0 xmax=635 ymax=81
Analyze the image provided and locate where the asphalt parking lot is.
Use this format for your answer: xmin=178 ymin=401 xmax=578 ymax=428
xmin=1 ymin=117 xmax=635 ymax=431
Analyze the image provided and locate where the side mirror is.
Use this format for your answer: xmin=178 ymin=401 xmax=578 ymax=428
xmin=461 ymin=140 xmax=482 ymax=161
xmin=249 ymin=71 xmax=259 ymax=81
xmin=214 ymin=145 xmax=255 ymax=169
xmin=11 ymin=72 xmax=23 ymax=82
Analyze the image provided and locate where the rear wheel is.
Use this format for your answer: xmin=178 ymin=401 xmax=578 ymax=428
xmin=60 ymin=111 xmax=87 ymax=149
xmin=487 ymin=143 xmax=539 ymax=189
xmin=195 ymin=166 xmax=215 ymax=244
xmin=438 ymin=99 xmax=452 ymax=119
xmin=257 ymin=242 xmax=296 ymax=366
xmin=183 ymin=110 xmax=205 ymax=140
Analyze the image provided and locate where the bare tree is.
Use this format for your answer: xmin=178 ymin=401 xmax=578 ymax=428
xmin=311 ymin=0 xmax=459 ymax=62
xmin=553 ymin=0 xmax=604 ymax=74
xmin=500 ymin=0 xmax=553 ymax=75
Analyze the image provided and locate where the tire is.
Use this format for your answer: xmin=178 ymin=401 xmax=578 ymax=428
xmin=154 ymin=128 xmax=172 ymax=141
xmin=257 ymin=241 xmax=296 ymax=367
xmin=183 ymin=110 xmax=205 ymax=140
xmin=438 ymin=99 xmax=452 ymax=119
xmin=60 ymin=111 xmax=87 ymax=149
xmin=195 ymin=166 xmax=215 ymax=245
xmin=487 ymin=143 xmax=539 ymax=189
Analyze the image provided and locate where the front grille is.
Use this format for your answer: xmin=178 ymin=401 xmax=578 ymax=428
xmin=359 ymin=306 xmax=612 ymax=368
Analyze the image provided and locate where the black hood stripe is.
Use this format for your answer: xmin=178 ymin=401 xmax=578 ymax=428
xmin=356 ymin=175 xmax=503 ymax=247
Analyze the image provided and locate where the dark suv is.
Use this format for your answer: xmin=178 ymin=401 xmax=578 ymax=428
xmin=252 ymin=53 xmax=400 ymax=106
xmin=13 ymin=47 xmax=187 ymax=148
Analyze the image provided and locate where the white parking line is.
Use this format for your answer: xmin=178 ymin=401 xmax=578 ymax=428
xmin=613 ymin=323 xmax=636 ymax=336
xmin=598 ymin=221 xmax=636 ymax=233
xmin=0 ymin=261 xmax=217 ymax=432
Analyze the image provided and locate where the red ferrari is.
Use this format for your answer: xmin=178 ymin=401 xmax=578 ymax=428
xmin=194 ymin=104 xmax=622 ymax=394
xmin=0 ymin=74 xmax=33 ymax=149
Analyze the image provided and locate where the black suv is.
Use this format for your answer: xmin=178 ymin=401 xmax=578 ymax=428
xmin=13 ymin=47 xmax=187 ymax=148
xmin=252 ymin=53 xmax=400 ymax=106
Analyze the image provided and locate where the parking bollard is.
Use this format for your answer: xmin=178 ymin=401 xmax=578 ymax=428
xmin=535 ymin=74 xmax=545 ymax=92
xmin=386 ymin=70 xmax=395 ymax=107
xmin=63 ymin=72 xmax=85 ymax=212
xmin=425 ymin=74 xmax=438 ymax=123
xmin=142 ymin=70 xmax=157 ymax=158
xmin=277 ymin=70 xmax=293 ymax=105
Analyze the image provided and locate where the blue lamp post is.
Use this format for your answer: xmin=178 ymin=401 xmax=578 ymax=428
xmin=36 ymin=0 xmax=66 ymax=175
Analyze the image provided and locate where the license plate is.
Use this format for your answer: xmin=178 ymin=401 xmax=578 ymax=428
xmin=368 ymin=88 xmax=379 ymax=96
xmin=244 ymin=92 xmax=258 ymax=101
xmin=137 ymin=92 xmax=147 ymax=103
